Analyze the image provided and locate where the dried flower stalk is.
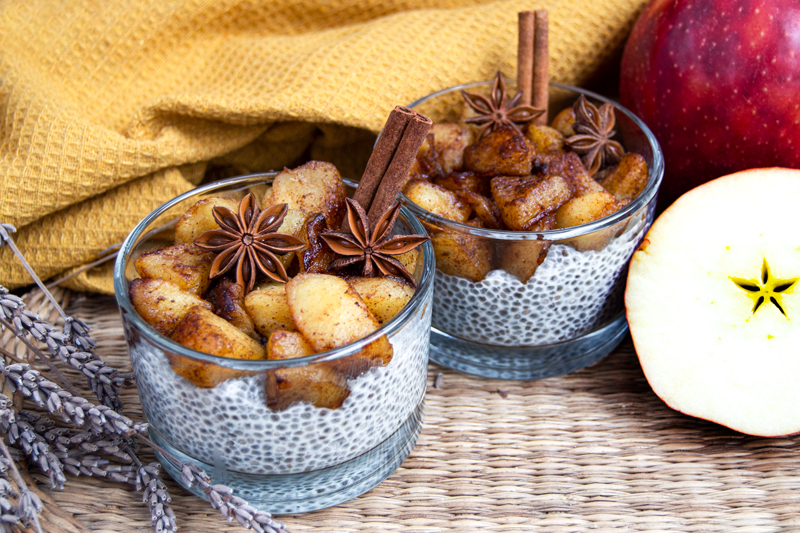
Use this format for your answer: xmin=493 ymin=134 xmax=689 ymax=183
xmin=181 ymin=462 xmax=286 ymax=532
xmin=134 ymin=459 xmax=177 ymax=533
xmin=0 ymin=438 xmax=42 ymax=533
xmin=0 ymin=286 xmax=130 ymax=410
xmin=0 ymin=360 xmax=146 ymax=437
xmin=0 ymin=224 xmax=130 ymax=410
xmin=0 ymin=222 xmax=289 ymax=533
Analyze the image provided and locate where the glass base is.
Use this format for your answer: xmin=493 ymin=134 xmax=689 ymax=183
xmin=429 ymin=314 xmax=629 ymax=380
xmin=151 ymin=400 xmax=424 ymax=514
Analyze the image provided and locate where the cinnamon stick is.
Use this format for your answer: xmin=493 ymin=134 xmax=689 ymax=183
xmin=533 ymin=9 xmax=549 ymax=125
xmin=350 ymin=106 xmax=415 ymax=219
xmin=367 ymin=111 xmax=432 ymax=224
xmin=517 ymin=11 xmax=535 ymax=107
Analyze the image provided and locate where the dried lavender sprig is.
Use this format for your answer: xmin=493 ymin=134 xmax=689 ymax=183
xmin=0 ymin=316 xmax=83 ymax=398
xmin=0 ymin=409 xmax=66 ymax=490
xmin=0 ymin=361 xmax=147 ymax=437
xmin=0 ymin=287 xmax=130 ymax=410
xmin=134 ymin=460 xmax=177 ymax=533
xmin=0 ymin=437 xmax=42 ymax=533
xmin=180 ymin=462 xmax=286 ymax=533
xmin=0 ymin=450 xmax=20 ymax=532
xmin=135 ymin=434 xmax=288 ymax=533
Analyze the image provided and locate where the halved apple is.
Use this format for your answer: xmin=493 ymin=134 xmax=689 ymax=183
xmin=625 ymin=168 xmax=800 ymax=436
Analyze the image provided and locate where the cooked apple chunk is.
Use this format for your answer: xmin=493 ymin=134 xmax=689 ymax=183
xmin=267 ymin=161 xmax=347 ymax=229
xmin=541 ymin=152 xmax=605 ymax=197
xmin=525 ymin=125 xmax=565 ymax=154
xmin=406 ymin=133 xmax=442 ymax=182
xmin=349 ymin=277 xmax=415 ymax=325
xmin=174 ymin=197 xmax=240 ymax=244
xmin=297 ymin=214 xmax=337 ymax=274
xmin=171 ymin=306 xmax=266 ymax=359
xmin=599 ymin=153 xmax=649 ymax=202
xmin=129 ymin=278 xmax=212 ymax=337
xmin=455 ymin=190 xmax=503 ymax=229
xmin=134 ymin=243 xmax=215 ymax=296
xmin=244 ymin=283 xmax=296 ymax=337
xmin=430 ymin=123 xmax=474 ymax=175
xmin=286 ymin=273 xmax=392 ymax=377
xmin=206 ymin=278 xmax=256 ymax=338
xmin=430 ymin=220 xmax=493 ymax=282
xmin=491 ymin=175 xmax=573 ymax=230
xmin=497 ymin=215 xmax=555 ymax=282
xmin=168 ymin=306 xmax=266 ymax=388
xmin=555 ymin=190 xmax=621 ymax=229
xmin=404 ymin=180 xmax=471 ymax=223
xmin=555 ymin=190 xmax=623 ymax=251
xmin=463 ymin=125 xmax=534 ymax=176
xmin=550 ymin=106 xmax=576 ymax=137
xmin=265 ymin=330 xmax=350 ymax=411
xmin=434 ymin=171 xmax=491 ymax=197
xmin=394 ymin=249 xmax=420 ymax=277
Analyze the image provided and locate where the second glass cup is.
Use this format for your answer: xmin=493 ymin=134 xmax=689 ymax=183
xmin=402 ymin=80 xmax=664 ymax=380
xmin=114 ymin=174 xmax=434 ymax=514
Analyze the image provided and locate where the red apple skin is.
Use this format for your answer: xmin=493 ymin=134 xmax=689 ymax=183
xmin=620 ymin=0 xmax=800 ymax=209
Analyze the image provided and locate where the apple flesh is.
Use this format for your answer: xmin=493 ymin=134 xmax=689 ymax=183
xmin=625 ymin=168 xmax=800 ymax=436
xmin=620 ymin=0 xmax=800 ymax=210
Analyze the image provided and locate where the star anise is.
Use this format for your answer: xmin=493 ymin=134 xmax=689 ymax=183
xmin=565 ymin=95 xmax=625 ymax=175
xmin=461 ymin=71 xmax=544 ymax=139
xmin=194 ymin=193 xmax=304 ymax=292
xmin=320 ymin=199 xmax=429 ymax=288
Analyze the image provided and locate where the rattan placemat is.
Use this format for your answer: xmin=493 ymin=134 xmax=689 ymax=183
xmin=16 ymin=290 xmax=800 ymax=532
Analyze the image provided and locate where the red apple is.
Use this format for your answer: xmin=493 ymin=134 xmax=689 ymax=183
xmin=626 ymin=168 xmax=800 ymax=437
xmin=620 ymin=0 xmax=800 ymax=209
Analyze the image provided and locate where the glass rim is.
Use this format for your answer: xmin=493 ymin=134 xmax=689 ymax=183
xmin=113 ymin=173 xmax=435 ymax=371
xmin=400 ymin=79 xmax=665 ymax=241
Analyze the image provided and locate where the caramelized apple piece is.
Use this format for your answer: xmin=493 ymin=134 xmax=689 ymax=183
xmin=430 ymin=219 xmax=494 ymax=282
xmin=550 ymin=107 xmax=576 ymax=137
xmin=497 ymin=215 xmax=555 ymax=283
xmin=265 ymin=331 xmax=350 ymax=411
xmin=174 ymin=197 xmax=240 ymax=244
xmin=434 ymin=172 xmax=491 ymax=197
xmin=541 ymin=152 xmax=605 ymax=197
xmin=394 ymin=249 xmax=420 ymax=278
xmin=463 ymin=125 xmax=534 ymax=176
xmin=129 ymin=278 xmax=212 ymax=337
xmin=244 ymin=283 xmax=297 ymax=337
xmin=455 ymin=190 xmax=503 ymax=229
xmin=349 ymin=277 xmax=415 ymax=325
xmin=286 ymin=273 xmax=392 ymax=378
xmin=525 ymin=125 xmax=565 ymax=154
xmin=555 ymin=190 xmax=621 ymax=229
xmin=205 ymin=278 xmax=256 ymax=338
xmin=430 ymin=123 xmax=474 ymax=174
xmin=599 ymin=153 xmax=649 ymax=202
xmin=406 ymin=133 xmax=443 ymax=182
xmin=134 ymin=243 xmax=215 ymax=296
xmin=267 ymin=161 xmax=347 ymax=228
xmin=297 ymin=214 xmax=337 ymax=274
xmin=555 ymin=190 xmax=623 ymax=251
xmin=491 ymin=175 xmax=573 ymax=230
xmin=404 ymin=180 xmax=471 ymax=222
xmin=168 ymin=306 xmax=266 ymax=388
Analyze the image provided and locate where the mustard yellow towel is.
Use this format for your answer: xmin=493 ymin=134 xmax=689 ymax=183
xmin=0 ymin=0 xmax=646 ymax=294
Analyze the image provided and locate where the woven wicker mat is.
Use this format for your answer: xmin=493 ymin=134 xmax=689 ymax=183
xmin=15 ymin=289 xmax=800 ymax=532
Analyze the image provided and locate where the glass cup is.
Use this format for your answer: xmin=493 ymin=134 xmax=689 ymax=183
xmin=114 ymin=174 xmax=434 ymax=513
xmin=403 ymin=80 xmax=664 ymax=380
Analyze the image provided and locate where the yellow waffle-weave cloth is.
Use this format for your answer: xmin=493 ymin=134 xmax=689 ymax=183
xmin=0 ymin=0 xmax=645 ymax=294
